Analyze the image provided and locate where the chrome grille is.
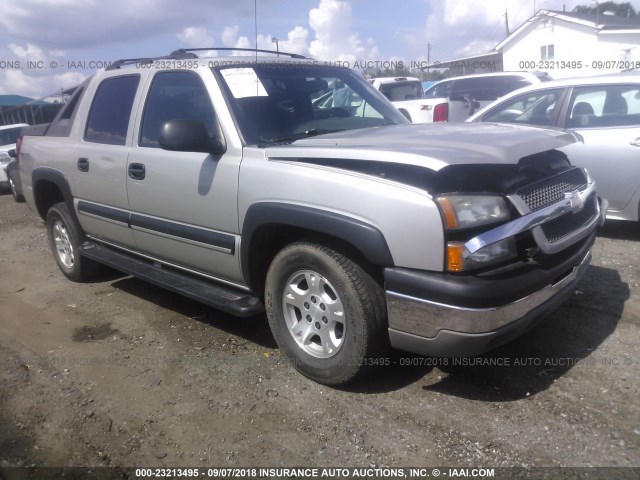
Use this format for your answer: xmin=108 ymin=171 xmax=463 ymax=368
xmin=517 ymin=168 xmax=588 ymax=212
xmin=541 ymin=196 xmax=598 ymax=243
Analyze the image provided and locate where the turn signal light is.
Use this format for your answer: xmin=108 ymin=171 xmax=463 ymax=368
xmin=447 ymin=243 xmax=464 ymax=272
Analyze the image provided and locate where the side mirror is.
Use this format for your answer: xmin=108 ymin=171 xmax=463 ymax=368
xmin=8 ymin=149 xmax=16 ymax=158
xmin=158 ymin=119 xmax=226 ymax=155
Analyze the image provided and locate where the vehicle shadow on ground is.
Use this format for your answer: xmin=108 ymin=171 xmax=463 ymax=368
xmin=86 ymin=266 xmax=128 ymax=283
xmin=418 ymin=265 xmax=628 ymax=401
xmin=597 ymin=221 xmax=640 ymax=242
xmin=344 ymin=265 xmax=628 ymax=396
xmin=105 ymin=263 xmax=627 ymax=397
xmin=109 ymin=276 xmax=277 ymax=349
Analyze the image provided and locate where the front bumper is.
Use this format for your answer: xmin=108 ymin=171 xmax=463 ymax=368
xmin=386 ymin=233 xmax=595 ymax=358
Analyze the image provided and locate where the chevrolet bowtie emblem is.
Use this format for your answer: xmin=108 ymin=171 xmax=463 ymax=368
xmin=564 ymin=191 xmax=584 ymax=213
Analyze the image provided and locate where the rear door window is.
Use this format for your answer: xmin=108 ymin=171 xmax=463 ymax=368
xmin=378 ymin=81 xmax=424 ymax=101
xmin=424 ymin=80 xmax=452 ymax=98
xmin=84 ymin=75 xmax=140 ymax=145
xmin=451 ymin=76 xmax=532 ymax=102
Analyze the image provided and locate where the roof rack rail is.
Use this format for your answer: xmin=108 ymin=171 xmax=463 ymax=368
xmin=170 ymin=47 xmax=308 ymax=59
xmin=106 ymin=51 xmax=197 ymax=71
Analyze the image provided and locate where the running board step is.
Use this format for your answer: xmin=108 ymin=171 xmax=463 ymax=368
xmin=79 ymin=242 xmax=263 ymax=317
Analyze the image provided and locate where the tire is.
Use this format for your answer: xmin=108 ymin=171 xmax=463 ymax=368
xmin=265 ymin=242 xmax=388 ymax=385
xmin=46 ymin=202 xmax=100 ymax=282
xmin=9 ymin=178 xmax=24 ymax=202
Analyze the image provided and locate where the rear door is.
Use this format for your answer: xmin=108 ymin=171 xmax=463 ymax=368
xmin=73 ymin=72 xmax=146 ymax=248
xmin=126 ymin=70 xmax=244 ymax=285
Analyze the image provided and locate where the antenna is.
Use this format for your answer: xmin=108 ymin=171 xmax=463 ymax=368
xmin=254 ymin=0 xmax=258 ymax=64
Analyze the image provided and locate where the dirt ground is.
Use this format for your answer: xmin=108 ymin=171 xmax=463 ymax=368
xmin=0 ymin=192 xmax=639 ymax=474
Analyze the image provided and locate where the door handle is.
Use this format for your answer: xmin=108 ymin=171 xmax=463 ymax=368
xmin=630 ymin=138 xmax=640 ymax=147
xmin=77 ymin=157 xmax=89 ymax=172
xmin=128 ymin=163 xmax=146 ymax=180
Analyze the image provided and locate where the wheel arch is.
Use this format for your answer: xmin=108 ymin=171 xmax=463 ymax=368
xmin=241 ymin=202 xmax=394 ymax=298
xmin=32 ymin=167 xmax=74 ymax=220
xmin=398 ymin=108 xmax=412 ymax=122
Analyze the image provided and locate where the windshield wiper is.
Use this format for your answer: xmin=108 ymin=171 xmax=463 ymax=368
xmin=268 ymin=128 xmax=338 ymax=144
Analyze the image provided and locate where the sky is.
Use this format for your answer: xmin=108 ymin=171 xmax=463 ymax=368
xmin=1 ymin=0 xmax=639 ymax=98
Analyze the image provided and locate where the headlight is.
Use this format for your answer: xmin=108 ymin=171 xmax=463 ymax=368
xmin=437 ymin=194 xmax=516 ymax=272
xmin=0 ymin=152 xmax=10 ymax=165
xmin=447 ymin=237 xmax=517 ymax=272
xmin=436 ymin=195 xmax=509 ymax=230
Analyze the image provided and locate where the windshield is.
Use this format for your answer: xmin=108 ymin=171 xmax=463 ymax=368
xmin=216 ymin=64 xmax=408 ymax=145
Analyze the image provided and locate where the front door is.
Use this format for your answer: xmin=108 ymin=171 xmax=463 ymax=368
xmin=126 ymin=70 xmax=243 ymax=285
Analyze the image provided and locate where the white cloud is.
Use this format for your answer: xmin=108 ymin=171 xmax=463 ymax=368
xmin=308 ymin=0 xmax=379 ymax=62
xmin=177 ymin=27 xmax=214 ymax=47
xmin=275 ymin=26 xmax=310 ymax=56
xmin=0 ymin=69 xmax=86 ymax=98
xmin=216 ymin=1 xmax=372 ymax=61
xmin=221 ymin=25 xmax=251 ymax=49
xmin=8 ymin=43 xmax=44 ymax=59
xmin=0 ymin=0 xmax=260 ymax=49
xmin=454 ymin=39 xmax=497 ymax=57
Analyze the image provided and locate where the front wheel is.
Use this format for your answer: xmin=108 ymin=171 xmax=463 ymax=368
xmin=265 ymin=242 xmax=387 ymax=385
xmin=46 ymin=202 xmax=100 ymax=282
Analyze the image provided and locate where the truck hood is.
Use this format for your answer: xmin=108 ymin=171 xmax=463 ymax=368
xmin=266 ymin=122 xmax=579 ymax=171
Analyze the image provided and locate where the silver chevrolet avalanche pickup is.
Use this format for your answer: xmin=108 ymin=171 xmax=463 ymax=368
xmin=17 ymin=49 xmax=606 ymax=385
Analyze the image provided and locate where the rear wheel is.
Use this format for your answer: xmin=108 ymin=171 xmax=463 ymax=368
xmin=9 ymin=178 xmax=24 ymax=202
xmin=265 ymin=242 xmax=387 ymax=385
xmin=46 ymin=202 xmax=100 ymax=281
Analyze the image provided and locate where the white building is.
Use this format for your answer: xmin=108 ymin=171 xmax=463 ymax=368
xmin=425 ymin=10 xmax=640 ymax=79
xmin=498 ymin=9 xmax=640 ymax=78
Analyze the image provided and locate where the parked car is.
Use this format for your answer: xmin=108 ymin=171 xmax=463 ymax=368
xmin=0 ymin=123 xmax=28 ymax=192
xmin=7 ymin=155 xmax=24 ymax=202
xmin=468 ymin=71 xmax=640 ymax=222
xmin=422 ymin=81 xmax=435 ymax=93
xmin=368 ymin=76 xmax=434 ymax=122
xmin=18 ymin=49 xmax=604 ymax=385
xmin=422 ymin=72 xmax=551 ymax=122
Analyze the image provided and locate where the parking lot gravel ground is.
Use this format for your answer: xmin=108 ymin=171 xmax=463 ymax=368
xmin=0 ymin=192 xmax=639 ymax=477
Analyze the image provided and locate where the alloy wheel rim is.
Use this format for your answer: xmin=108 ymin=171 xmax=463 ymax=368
xmin=53 ymin=220 xmax=75 ymax=269
xmin=282 ymin=269 xmax=346 ymax=358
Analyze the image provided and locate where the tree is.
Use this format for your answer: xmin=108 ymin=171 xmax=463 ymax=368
xmin=572 ymin=1 xmax=637 ymax=17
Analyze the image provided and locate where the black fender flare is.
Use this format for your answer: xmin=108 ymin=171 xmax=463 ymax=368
xmin=32 ymin=167 xmax=74 ymax=219
xmin=240 ymin=202 xmax=394 ymax=284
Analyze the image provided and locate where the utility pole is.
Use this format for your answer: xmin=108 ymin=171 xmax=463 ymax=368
xmin=505 ymin=10 xmax=510 ymax=36
xmin=426 ymin=41 xmax=431 ymax=80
